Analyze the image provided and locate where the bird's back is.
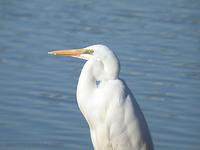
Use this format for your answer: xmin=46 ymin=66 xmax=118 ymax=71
xmin=86 ymin=79 xmax=154 ymax=150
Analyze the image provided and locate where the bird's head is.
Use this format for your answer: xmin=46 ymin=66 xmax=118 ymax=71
xmin=49 ymin=44 xmax=120 ymax=80
xmin=48 ymin=44 xmax=114 ymax=61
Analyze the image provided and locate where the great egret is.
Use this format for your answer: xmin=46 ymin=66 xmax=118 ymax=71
xmin=48 ymin=45 xmax=154 ymax=150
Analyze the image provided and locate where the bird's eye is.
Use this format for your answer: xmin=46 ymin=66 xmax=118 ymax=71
xmin=85 ymin=49 xmax=94 ymax=54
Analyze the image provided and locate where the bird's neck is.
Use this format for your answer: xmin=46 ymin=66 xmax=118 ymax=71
xmin=76 ymin=56 xmax=120 ymax=108
xmin=77 ymin=60 xmax=96 ymax=103
xmin=103 ymin=56 xmax=120 ymax=80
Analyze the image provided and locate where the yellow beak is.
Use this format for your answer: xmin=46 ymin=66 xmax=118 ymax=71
xmin=48 ymin=49 xmax=85 ymax=56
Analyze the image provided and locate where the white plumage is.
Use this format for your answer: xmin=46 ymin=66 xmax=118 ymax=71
xmin=49 ymin=44 xmax=154 ymax=150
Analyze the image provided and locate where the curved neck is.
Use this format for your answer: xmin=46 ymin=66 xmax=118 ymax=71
xmin=77 ymin=60 xmax=96 ymax=102
xmin=102 ymin=54 xmax=120 ymax=80
xmin=77 ymin=55 xmax=120 ymax=103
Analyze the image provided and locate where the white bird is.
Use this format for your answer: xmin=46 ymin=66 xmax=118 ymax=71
xmin=48 ymin=45 xmax=154 ymax=150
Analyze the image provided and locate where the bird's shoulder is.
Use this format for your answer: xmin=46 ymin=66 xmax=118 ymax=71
xmin=108 ymin=79 xmax=124 ymax=88
xmin=98 ymin=78 xmax=132 ymax=103
xmin=100 ymin=79 xmax=126 ymax=94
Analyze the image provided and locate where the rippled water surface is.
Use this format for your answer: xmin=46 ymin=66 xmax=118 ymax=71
xmin=0 ymin=0 xmax=200 ymax=150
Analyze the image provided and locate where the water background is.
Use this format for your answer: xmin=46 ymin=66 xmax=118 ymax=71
xmin=0 ymin=0 xmax=200 ymax=149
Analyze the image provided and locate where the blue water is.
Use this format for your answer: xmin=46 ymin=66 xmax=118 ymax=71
xmin=0 ymin=0 xmax=200 ymax=150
